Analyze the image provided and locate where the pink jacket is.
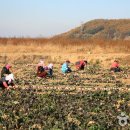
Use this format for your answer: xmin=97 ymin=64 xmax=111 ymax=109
xmin=111 ymin=62 xmax=119 ymax=68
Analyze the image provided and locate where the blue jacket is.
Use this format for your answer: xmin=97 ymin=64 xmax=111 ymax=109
xmin=61 ymin=63 xmax=68 ymax=73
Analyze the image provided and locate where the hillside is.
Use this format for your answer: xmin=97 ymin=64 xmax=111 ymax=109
xmin=60 ymin=19 xmax=130 ymax=40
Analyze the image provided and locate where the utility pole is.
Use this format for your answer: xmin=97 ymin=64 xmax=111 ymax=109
xmin=80 ymin=21 xmax=84 ymax=35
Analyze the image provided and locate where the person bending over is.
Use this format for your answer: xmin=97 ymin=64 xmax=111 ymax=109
xmin=110 ymin=60 xmax=121 ymax=72
xmin=1 ymin=64 xmax=12 ymax=78
xmin=0 ymin=74 xmax=15 ymax=90
xmin=75 ymin=60 xmax=87 ymax=70
xmin=61 ymin=60 xmax=72 ymax=74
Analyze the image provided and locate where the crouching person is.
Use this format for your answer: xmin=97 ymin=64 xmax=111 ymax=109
xmin=75 ymin=60 xmax=87 ymax=70
xmin=110 ymin=60 xmax=121 ymax=72
xmin=61 ymin=60 xmax=72 ymax=74
xmin=1 ymin=64 xmax=12 ymax=78
xmin=0 ymin=74 xmax=15 ymax=90
xmin=36 ymin=60 xmax=47 ymax=78
xmin=47 ymin=63 xmax=53 ymax=77
xmin=37 ymin=66 xmax=47 ymax=78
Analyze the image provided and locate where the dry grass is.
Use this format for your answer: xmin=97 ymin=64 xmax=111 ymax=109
xmin=0 ymin=37 xmax=130 ymax=66
xmin=0 ymin=37 xmax=130 ymax=53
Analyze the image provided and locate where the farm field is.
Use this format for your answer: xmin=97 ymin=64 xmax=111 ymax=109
xmin=0 ymin=54 xmax=130 ymax=129
xmin=0 ymin=38 xmax=130 ymax=129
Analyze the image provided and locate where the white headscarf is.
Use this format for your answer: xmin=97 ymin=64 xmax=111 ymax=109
xmin=48 ymin=63 xmax=53 ymax=69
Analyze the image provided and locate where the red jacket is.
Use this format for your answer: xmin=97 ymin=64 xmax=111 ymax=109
xmin=75 ymin=60 xmax=86 ymax=69
xmin=111 ymin=62 xmax=119 ymax=68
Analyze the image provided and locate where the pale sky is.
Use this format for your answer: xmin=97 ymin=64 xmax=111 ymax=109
xmin=0 ymin=0 xmax=130 ymax=37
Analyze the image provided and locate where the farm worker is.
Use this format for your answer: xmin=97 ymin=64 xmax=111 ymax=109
xmin=75 ymin=60 xmax=87 ymax=70
xmin=36 ymin=60 xmax=45 ymax=71
xmin=61 ymin=60 xmax=72 ymax=74
xmin=37 ymin=66 xmax=47 ymax=78
xmin=1 ymin=64 xmax=12 ymax=78
xmin=48 ymin=63 xmax=53 ymax=77
xmin=110 ymin=60 xmax=121 ymax=72
xmin=36 ymin=60 xmax=47 ymax=78
xmin=0 ymin=74 xmax=15 ymax=90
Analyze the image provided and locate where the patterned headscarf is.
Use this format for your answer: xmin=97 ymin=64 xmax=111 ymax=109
xmin=6 ymin=64 xmax=11 ymax=69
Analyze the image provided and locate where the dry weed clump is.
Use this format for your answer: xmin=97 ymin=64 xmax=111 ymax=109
xmin=0 ymin=38 xmax=130 ymax=54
